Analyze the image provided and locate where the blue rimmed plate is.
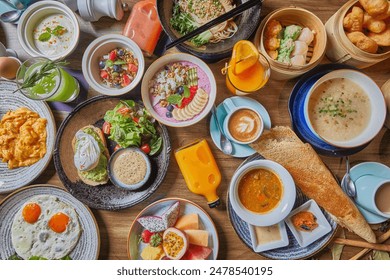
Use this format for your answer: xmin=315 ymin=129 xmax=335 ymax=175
xmin=227 ymin=153 xmax=338 ymax=260
xmin=210 ymin=96 xmax=271 ymax=158
xmin=288 ymin=63 xmax=369 ymax=157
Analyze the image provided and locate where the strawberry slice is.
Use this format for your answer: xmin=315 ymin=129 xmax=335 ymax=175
xmin=140 ymin=229 xmax=153 ymax=243
xmin=178 ymin=88 xmax=198 ymax=109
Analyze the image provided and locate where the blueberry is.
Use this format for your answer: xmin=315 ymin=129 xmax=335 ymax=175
xmin=167 ymin=104 xmax=174 ymax=112
xmin=117 ymin=49 xmax=125 ymax=56
xmin=113 ymin=65 xmax=122 ymax=72
xmin=166 ymin=111 xmax=173 ymax=118
xmin=99 ymin=61 xmax=105 ymax=69
xmin=114 ymin=83 xmax=122 ymax=88
xmin=176 ymin=86 xmax=184 ymax=95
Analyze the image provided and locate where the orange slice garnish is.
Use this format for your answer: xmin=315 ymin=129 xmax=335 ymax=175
xmin=231 ymin=40 xmax=259 ymax=75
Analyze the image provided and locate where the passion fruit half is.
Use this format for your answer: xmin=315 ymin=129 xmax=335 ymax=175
xmin=162 ymin=227 xmax=189 ymax=260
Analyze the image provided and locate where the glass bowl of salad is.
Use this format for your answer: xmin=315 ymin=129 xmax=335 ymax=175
xmin=82 ymin=34 xmax=145 ymax=96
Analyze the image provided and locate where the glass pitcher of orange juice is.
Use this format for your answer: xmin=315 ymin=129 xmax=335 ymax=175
xmin=222 ymin=40 xmax=270 ymax=95
xmin=175 ymin=139 xmax=221 ymax=208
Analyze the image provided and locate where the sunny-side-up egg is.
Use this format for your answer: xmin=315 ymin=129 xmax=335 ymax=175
xmin=11 ymin=195 xmax=82 ymax=260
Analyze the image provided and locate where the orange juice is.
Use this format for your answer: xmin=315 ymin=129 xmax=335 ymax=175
xmin=122 ymin=0 xmax=162 ymax=57
xmin=224 ymin=40 xmax=270 ymax=95
xmin=175 ymin=139 xmax=221 ymax=208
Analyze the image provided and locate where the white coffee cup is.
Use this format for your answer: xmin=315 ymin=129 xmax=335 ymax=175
xmin=222 ymin=98 xmax=264 ymax=145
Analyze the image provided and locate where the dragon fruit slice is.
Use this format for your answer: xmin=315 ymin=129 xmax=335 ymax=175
xmin=162 ymin=201 xmax=180 ymax=229
xmin=137 ymin=201 xmax=180 ymax=232
xmin=137 ymin=216 xmax=166 ymax=233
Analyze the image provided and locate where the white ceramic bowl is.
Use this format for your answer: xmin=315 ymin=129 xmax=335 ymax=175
xmin=304 ymin=69 xmax=386 ymax=148
xmin=17 ymin=1 xmax=80 ymax=60
xmin=82 ymin=34 xmax=144 ymax=96
xmin=107 ymin=147 xmax=151 ymax=191
xmin=229 ymin=160 xmax=296 ymax=227
xmin=141 ymin=53 xmax=217 ymax=127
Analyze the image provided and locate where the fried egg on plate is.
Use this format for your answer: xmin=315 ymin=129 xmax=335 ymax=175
xmin=11 ymin=195 xmax=81 ymax=260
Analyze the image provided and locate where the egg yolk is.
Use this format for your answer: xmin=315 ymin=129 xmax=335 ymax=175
xmin=48 ymin=212 xmax=70 ymax=233
xmin=22 ymin=203 xmax=41 ymax=224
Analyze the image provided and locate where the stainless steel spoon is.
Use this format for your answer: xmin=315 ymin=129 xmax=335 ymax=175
xmin=0 ymin=9 xmax=23 ymax=23
xmin=0 ymin=0 xmax=24 ymax=23
xmin=343 ymin=156 xmax=357 ymax=198
xmin=211 ymin=105 xmax=233 ymax=155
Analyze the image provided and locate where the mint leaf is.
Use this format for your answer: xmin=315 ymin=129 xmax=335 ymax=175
xmin=167 ymin=94 xmax=183 ymax=105
xmin=38 ymin=32 xmax=51 ymax=42
xmin=183 ymin=85 xmax=190 ymax=98
xmin=45 ymin=27 xmax=52 ymax=33
xmin=52 ymin=25 xmax=65 ymax=36
xmin=105 ymin=60 xmax=113 ymax=67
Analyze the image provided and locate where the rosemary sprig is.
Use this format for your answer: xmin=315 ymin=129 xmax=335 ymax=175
xmin=15 ymin=60 xmax=69 ymax=93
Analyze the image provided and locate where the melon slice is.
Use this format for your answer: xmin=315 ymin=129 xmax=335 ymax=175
xmin=184 ymin=229 xmax=209 ymax=247
xmin=175 ymin=213 xmax=199 ymax=230
xmin=181 ymin=244 xmax=212 ymax=260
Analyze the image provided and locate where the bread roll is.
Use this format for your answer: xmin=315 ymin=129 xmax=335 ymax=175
xmin=250 ymin=126 xmax=376 ymax=243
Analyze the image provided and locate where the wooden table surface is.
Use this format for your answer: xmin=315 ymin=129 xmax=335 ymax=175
xmin=1 ymin=0 xmax=389 ymax=260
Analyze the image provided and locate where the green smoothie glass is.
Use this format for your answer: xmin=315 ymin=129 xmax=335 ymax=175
xmin=16 ymin=57 xmax=79 ymax=102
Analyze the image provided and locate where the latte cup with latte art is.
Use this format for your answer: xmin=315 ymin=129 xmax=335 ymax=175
xmin=222 ymin=98 xmax=264 ymax=145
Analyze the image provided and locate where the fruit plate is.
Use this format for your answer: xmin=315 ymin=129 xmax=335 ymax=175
xmin=127 ymin=198 xmax=219 ymax=260
xmin=53 ymin=95 xmax=171 ymax=210
xmin=0 ymin=185 xmax=100 ymax=260
xmin=0 ymin=81 xmax=56 ymax=194
xmin=227 ymin=153 xmax=338 ymax=260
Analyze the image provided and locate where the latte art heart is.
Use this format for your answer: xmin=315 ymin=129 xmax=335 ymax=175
xmin=228 ymin=108 xmax=262 ymax=143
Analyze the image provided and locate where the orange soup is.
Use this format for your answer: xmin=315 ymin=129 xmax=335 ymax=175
xmin=238 ymin=168 xmax=283 ymax=213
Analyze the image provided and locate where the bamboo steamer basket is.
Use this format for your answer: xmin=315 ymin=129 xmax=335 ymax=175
xmin=325 ymin=0 xmax=390 ymax=68
xmin=382 ymin=79 xmax=390 ymax=129
xmin=254 ymin=7 xmax=327 ymax=80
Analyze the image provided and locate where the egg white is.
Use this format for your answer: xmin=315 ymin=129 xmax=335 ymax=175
xmin=11 ymin=195 xmax=81 ymax=260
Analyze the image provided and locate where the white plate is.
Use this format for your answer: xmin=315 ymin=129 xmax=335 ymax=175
xmin=285 ymin=199 xmax=332 ymax=247
xmin=248 ymin=221 xmax=289 ymax=252
xmin=0 ymin=81 xmax=56 ymax=194
xmin=0 ymin=185 xmax=100 ymax=260
xmin=127 ymin=198 xmax=219 ymax=260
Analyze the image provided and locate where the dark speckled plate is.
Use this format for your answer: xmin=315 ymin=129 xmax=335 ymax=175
xmin=53 ymin=95 xmax=171 ymax=210
xmin=227 ymin=153 xmax=338 ymax=260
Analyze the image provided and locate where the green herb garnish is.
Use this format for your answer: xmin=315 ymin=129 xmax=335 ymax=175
xmin=15 ymin=60 xmax=69 ymax=93
xmin=38 ymin=25 xmax=67 ymax=42
xmin=167 ymin=94 xmax=183 ymax=106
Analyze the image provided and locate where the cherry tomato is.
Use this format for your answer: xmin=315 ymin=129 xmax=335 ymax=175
xmin=114 ymin=144 xmax=121 ymax=152
xmin=109 ymin=50 xmax=117 ymax=61
xmin=132 ymin=116 xmax=139 ymax=123
xmin=127 ymin=63 xmax=138 ymax=72
xmin=140 ymin=144 xmax=151 ymax=154
xmin=117 ymin=107 xmax=131 ymax=115
xmin=102 ymin=122 xmax=111 ymax=134
xmin=100 ymin=70 xmax=108 ymax=79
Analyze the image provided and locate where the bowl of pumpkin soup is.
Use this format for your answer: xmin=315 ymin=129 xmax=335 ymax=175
xmin=304 ymin=69 xmax=386 ymax=148
xmin=229 ymin=160 xmax=296 ymax=227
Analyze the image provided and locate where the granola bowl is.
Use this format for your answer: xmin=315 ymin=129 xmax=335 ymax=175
xmin=82 ymin=34 xmax=145 ymax=96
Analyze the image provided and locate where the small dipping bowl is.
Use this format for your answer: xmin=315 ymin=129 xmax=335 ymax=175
xmin=17 ymin=1 xmax=80 ymax=60
xmin=229 ymin=159 xmax=296 ymax=227
xmin=108 ymin=147 xmax=151 ymax=191
xmin=303 ymin=69 xmax=386 ymax=148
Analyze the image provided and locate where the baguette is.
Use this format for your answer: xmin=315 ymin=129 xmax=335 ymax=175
xmin=72 ymin=125 xmax=110 ymax=186
xmin=250 ymin=126 xmax=376 ymax=243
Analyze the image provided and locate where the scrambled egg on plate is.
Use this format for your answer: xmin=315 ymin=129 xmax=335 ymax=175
xmin=0 ymin=107 xmax=47 ymax=169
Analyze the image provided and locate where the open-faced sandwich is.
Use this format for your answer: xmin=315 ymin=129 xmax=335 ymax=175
xmin=72 ymin=125 xmax=109 ymax=186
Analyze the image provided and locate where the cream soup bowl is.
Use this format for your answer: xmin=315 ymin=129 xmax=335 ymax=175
xmin=229 ymin=160 xmax=296 ymax=227
xmin=303 ymin=69 xmax=386 ymax=148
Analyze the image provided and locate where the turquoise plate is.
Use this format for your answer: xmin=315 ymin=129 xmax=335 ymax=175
xmin=209 ymin=96 xmax=271 ymax=158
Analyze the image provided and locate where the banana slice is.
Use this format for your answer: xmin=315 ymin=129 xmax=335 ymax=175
xmin=172 ymin=109 xmax=182 ymax=121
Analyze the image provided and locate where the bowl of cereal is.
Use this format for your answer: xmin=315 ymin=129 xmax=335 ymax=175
xmin=82 ymin=34 xmax=145 ymax=96
xmin=141 ymin=53 xmax=216 ymax=127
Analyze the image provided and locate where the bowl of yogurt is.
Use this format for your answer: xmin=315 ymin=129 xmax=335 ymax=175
xmin=17 ymin=1 xmax=80 ymax=60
